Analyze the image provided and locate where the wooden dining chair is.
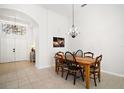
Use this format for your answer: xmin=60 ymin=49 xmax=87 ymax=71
xmin=74 ymin=49 xmax=83 ymax=57
xmin=90 ymin=55 xmax=102 ymax=86
xmin=74 ymin=49 xmax=84 ymax=73
xmin=65 ymin=51 xmax=84 ymax=85
xmin=84 ymin=52 xmax=94 ymax=58
xmin=55 ymin=51 xmax=68 ymax=77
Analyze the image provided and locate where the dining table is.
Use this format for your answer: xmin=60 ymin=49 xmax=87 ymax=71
xmin=55 ymin=55 xmax=96 ymax=89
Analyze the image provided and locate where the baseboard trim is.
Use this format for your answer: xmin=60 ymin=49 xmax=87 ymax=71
xmin=101 ymin=70 xmax=124 ymax=77
xmin=0 ymin=60 xmax=29 ymax=63
xmin=36 ymin=65 xmax=51 ymax=69
xmin=36 ymin=66 xmax=124 ymax=78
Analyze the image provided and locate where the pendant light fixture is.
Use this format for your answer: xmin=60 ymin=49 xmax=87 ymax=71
xmin=68 ymin=4 xmax=87 ymax=38
xmin=68 ymin=4 xmax=79 ymax=38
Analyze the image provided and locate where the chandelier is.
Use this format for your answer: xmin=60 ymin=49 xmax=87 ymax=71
xmin=2 ymin=17 xmax=26 ymax=35
xmin=68 ymin=4 xmax=79 ymax=38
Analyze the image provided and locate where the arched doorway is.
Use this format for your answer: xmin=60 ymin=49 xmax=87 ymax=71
xmin=0 ymin=8 xmax=39 ymax=66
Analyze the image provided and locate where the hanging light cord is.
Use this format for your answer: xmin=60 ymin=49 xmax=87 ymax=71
xmin=72 ymin=4 xmax=74 ymax=27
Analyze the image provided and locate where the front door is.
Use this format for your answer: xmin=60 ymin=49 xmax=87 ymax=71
xmin=15 ymin=38 xmax=27 ymax=61
xmin=0 ymin=37 xmax=28 ymax=63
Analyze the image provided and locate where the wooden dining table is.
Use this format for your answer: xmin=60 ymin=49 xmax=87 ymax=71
xmin=55 ymin=55 xmax=96 ymax=89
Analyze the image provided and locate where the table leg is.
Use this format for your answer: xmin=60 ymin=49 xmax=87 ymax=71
xmin=85 ymin=64 xmax=90 ymax=89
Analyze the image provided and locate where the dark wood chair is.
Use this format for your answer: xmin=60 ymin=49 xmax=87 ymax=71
xmin=55 ymin=51 xmax=68 ymax=77
xmin=84 ymin=52 xmax=94 ymax=58
xmin=74 ymin=49 xmax=84 ymax=74
xmin=65 ymin=51 xmax=84 ymax=85
xmin=74 ymin=49 xmax=83 ymax=57
xmin=90 ymin=55 xmax=102 ymax=86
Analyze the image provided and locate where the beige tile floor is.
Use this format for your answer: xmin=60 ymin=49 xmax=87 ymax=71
xmin=0 ymin=61 xmax=124 ymax=89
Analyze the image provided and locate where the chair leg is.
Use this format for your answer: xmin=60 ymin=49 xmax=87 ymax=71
xmin=79 ymin=69 xmax=84 ymax=82
xmin=61 ymin=67 xmax=64 ymax=77
xmin=98 ymin=72 xmax=101 ymax=82
xmin=65 ymin=70 xmax=69 ymax=80
xmin=74 ymin=71 xmax=76 ymax=85
xmin=94 ymin=73 xmax=97 ymax=86
xmin=57 ymin=66 xmax=59 ymax=74
xmin=55 ymin=61 xmax=57 ymax=72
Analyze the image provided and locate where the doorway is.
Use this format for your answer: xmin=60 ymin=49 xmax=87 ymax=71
xmin=0 ymin=8 xmax=38 ymax=67
xmin=0 ymin=22 xmax=29 ymax=63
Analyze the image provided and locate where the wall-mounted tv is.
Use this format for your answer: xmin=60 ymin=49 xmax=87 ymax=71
xmin=53 ymin=37 xmax=64 ymax=47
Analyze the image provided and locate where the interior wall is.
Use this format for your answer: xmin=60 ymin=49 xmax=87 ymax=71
xmin=47 ymin=9 xmax=69 ymax=66
xmin=69 ymin=4 xmax=124 ymax=75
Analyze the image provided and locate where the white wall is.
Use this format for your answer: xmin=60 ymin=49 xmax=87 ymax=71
xmin=69 ymin=4 xmax=124 ymax=75
xmin=47 ymin=9 xmax=69 ymax=67
xmin=0 ymin=5 xmax=69 ymax=69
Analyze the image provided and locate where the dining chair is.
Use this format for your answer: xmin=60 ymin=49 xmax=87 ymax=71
xmin=74 ymin=49 xmax=84 ymax=73
xmin=90 ymin=54 xmax=102 ymax=86
xmin=74 ymin=49 xmax=83 ymax=57
xmin=54 ymin=51 xmax=68 ymax=77
xmin=65 ymin=51 xmax=84 ymax=85
xmin=84 ymin=52 xmax=94 ymax=58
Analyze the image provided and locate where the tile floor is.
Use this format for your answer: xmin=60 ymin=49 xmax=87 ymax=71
xmin=0 ymin=61 xmax=124 ymax=89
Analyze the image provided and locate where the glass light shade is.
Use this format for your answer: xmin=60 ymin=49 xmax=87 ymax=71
xmin=68 ymin=26 xmax=79 ymax=38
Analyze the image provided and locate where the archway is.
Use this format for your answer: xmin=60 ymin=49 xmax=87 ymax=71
xmin=0 ymin=8 xmax=39 ymax=67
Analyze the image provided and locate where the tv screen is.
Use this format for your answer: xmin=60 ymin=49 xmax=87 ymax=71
xmin=53 ymin=37 xmax=64 ymax=47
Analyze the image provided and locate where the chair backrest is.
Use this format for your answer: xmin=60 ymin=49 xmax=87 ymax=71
xmin=84 ymin=52 xmax=94 ymax=58
xmin=95 ymin=55 xmax=102 ymax=69
xmin=55 ymin=51 xmax=64 ymax=63
xmin=74 ymin=49 xmax=83 ymax=57
xmin=65 ymin=51 xmax=78 ymax=67
xmin=57 ymin=51 xmax=64 ymax=55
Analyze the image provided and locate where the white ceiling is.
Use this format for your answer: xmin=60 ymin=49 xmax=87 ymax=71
xmin=39 ymin=4 xmax=85 ymax=18
xmin=0 ymin=8 xmax=37 ymax=26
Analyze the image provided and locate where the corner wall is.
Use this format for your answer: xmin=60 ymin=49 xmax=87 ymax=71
xmin=69 ymin=4 xmax=124 ymax=75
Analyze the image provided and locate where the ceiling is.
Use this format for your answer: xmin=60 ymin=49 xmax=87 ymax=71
xmin=0 ymin=8 xmax=37 ymax=26
xmin=39 ymin=4 xmax=84 ymax=18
